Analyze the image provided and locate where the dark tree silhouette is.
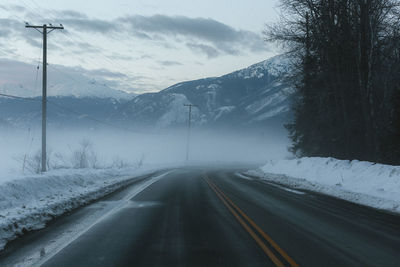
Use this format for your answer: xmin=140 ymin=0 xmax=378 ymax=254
xmin=265 ymin=0 xmax=400 ymax=163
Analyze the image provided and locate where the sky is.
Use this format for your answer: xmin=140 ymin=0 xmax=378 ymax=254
xmin=0 ymin=0 xmax=281 ymax=95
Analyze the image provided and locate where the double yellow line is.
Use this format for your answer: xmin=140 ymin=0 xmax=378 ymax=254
xmin=203 ymin=175 xmax=299 ymax=267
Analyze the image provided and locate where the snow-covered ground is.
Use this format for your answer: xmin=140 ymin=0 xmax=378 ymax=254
xmin=246 ymin=157 xmax=400 ymax=213
xmin=0 ymin=165 xmax=174 ymax=251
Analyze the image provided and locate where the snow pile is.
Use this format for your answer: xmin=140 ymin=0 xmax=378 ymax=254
xmin=0 ymin=166 xmax=167 ymax=251
xmin=248 ymin=157 xmax=400 ymax=213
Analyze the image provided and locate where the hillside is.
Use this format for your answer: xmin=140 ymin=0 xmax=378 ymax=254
xmin=111 ymin=55 xmax=294 ymax=130
xmin=0 ymin=55 xmax=294 ymax=131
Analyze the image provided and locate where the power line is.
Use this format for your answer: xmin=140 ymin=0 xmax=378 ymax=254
xmin=0 ymin=93 xmax=40 ymax=101
xmin=11 ymin=0 xmax=138 ymax=102
xmin=24 ymin=0 xmax=142 ymax=82
xmin=6 ymin=1 xmax=138 ymax=102
xmin=0 ymin=92 xmax=141 ymax=134
xmin=9 ymin=0 xmax=125 ymax=75
xmin=21 ymin=0 xmax=138 ymax=78
xmin=2 ymin=4 xmax=164 ymax=137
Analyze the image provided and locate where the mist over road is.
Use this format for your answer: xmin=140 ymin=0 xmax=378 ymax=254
xmin=1 ymin=168 xmax=399 ymax=267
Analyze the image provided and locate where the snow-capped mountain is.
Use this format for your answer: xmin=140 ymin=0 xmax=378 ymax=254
xmin=48 ymin=79 xmax=135 ymax=100
xmin=0 ymin=55 xmax=294 ymax=130
xmin=0 ymin=79 xmax=134 ymax=100
xmin=0 ymin=61 xmax=136 ymax=100
xmin=111 ymin=55 xmax=294 ymax=129
xmin=0 ymin=65 xmax=136 ymax=128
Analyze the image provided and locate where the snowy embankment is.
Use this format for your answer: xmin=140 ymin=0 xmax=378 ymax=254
xmin=0 ymin=165 xmax=170 ymax=251
xmin=246 ymin=157 xmax=400 ymax=213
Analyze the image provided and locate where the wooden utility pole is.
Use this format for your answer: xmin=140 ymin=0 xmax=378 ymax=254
xmin=184 ymin=104 xmax=197 ymax=161
xmin=25 ymin=23 xmax=64 ymax=172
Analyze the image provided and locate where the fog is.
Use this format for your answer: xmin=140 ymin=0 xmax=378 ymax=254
xmin=0 ymin=126 xmax=290 ymax=179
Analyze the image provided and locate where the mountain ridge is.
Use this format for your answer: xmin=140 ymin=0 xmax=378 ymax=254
xmin=111 ymin=54 xmax=294 ymax=129
xmin=0 ymin=55 xmax=294 ymax=131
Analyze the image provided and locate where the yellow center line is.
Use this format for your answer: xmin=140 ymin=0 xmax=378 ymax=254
xmin=203 ymin=176 xmax=285 ymax=267
xmin=204 ymin=175 xmax=300 ymax=267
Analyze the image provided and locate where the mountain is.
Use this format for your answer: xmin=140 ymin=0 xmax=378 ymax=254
xmin=0 ymin=66 xmax=136 ymax=100
xmin=0 ymin=96 xmax=129 ymax=129
xmin=0 ymin=55 xmax=294 ymax=131
xmin=110 ymin=55 xmax=294 ymax=130
xmin=47 ymin=79 xmax=135 ymax=100
xmin=0 ymin=68 xmax=136 ymax=129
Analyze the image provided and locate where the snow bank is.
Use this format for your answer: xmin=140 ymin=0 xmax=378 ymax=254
xmin=0 ymin=165 xmax=169 ymax=251
xmin=247 ymin=157 xmax=400 ymax=213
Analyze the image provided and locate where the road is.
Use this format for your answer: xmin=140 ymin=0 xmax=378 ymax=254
xmin=0 ymin=167 xmax=399 ymax=266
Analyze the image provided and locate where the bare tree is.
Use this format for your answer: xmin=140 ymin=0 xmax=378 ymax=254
xmin=265 ymin=0 xmax=400 ymax=163
xmin=72 ymin=139 xmax=93 ymax=169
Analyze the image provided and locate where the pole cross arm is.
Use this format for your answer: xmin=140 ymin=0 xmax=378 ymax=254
xmin=47 ymin=25 xmax=64 ymax=29
xmin=25 ymin=24 xmax=64 ymax=29
xmin=25 ymin=24 xmax=64 ymax=34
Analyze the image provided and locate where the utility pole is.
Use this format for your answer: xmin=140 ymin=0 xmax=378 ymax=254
xmin=184 ymin=104 xmax=197 ymax=161
xmin=26 ymin=23 xmax=64 ymax=172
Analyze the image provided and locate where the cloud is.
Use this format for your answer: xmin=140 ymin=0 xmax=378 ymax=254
xmin=121 ymin=15 xmax=240 ymax=42
xmin=81 ymin=68 xmax=127 ymax=79
xmin=38 ymin=13 xmax=267 ymax=57
xmin=0 ymin=4 xmax=25 ymax=13
xmin=139 ymin=55 xmax=152 ymax=60
xmin=158 ymin=60 xmax=183 ymax=66
xmin=186 ymin=43 xmax=220 ymax=58
xmin=108 ymin=52 xmax=134 ymax=61
xmin=0 ymin=18 xmax=44 ymax=48
xmin=24 ymin=37 xmax=42 ymax=48
xmin=60 ymin=18 xmax=116 ymax=33
xmin=0 ymin=6 xmax=270 ymax=93
xmin=58 ymin=10 xmax=88 ymax=19
xmin=62 ymin=13 xmax=267 ymax=58
xmin=0 ymin=5 xmax=268 ymax=58
xmin=0 ymin=18 xmax=20 ymax=37
xmin=0 ymin=58 xmax=160 ymax=95
xmin=0 ymin=28 xmax=12 ymax=38
xmin=120 ymin=15 xmax=267 ymax=56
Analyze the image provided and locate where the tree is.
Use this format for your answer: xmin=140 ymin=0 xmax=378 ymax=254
xmin=265 ymin=0 xmax=400 ymax=163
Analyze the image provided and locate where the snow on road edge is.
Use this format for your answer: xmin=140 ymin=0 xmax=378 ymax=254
xmin=245 ymin=157 xmax=400 ymax=214
xmin=0 ymin=165 xmax=172 ymax=251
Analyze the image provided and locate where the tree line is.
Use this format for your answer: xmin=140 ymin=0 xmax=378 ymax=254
xmin=266 ymin=0 xmax=400 ymax=164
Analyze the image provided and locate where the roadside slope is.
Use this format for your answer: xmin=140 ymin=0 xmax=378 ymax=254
xmin=246 ymin=157 xmax=400 ymax=213
xmin=0 ymin=165 xmax=173 ymax=251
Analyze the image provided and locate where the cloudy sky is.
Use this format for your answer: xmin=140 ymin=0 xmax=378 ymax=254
xmin=0 ymin=0 xmax=281 ymax=95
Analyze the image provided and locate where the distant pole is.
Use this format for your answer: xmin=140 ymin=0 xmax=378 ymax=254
xmin=184 ymin=104 xmax=197 ymax=161
xmin=42 ymin=24 xmax=47 ymax=173
xmin=26 ymin=23 xmax=64 ymax=172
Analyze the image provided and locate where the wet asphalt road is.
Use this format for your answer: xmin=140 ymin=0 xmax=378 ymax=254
xmin=1 ymin=168 xmax=400 ymax=266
